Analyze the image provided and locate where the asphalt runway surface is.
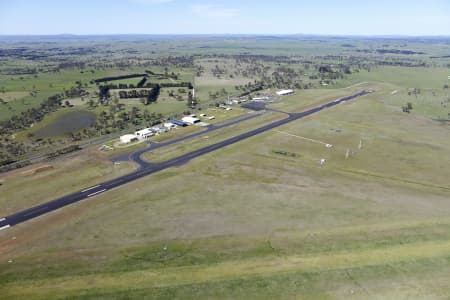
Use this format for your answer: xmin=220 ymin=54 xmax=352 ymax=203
xmin=0 ymin=90 xmax=372 ymax=230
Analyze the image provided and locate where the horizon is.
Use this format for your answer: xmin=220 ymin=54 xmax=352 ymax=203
xmin=1 ymin=0 xmax=449 ymax=36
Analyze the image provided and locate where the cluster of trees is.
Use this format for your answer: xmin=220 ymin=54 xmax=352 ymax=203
xmin=237 ymin=82 xmax=265 ymax=96
xmin=377 ymin=60 xmax=427 ymax=67
xmin=145 ymin=69 xmax=179 ymax=80
xmin=0 ymin=140 xmax=30 ymax=164
xmin=402 ymin=102 xmax=414 ymax=113
xmin=107 ymin=86 xmax=160 ymax=105
xmin=58 ymin=61 xmax=87 ymax=70
xmin=208 ymin=88 xmax=229 ymax=100
xmin=63 ymin=86 xmax=89 ymax=98
xmin=46 ymin=145 xmax=81 ymax=159
xmin=101 ymin=82 xmax=193 ymax=93
xmin=0 ymin=93 xmax=63 ymax=134
xmin=197 ymin=57 xmax=359 ymax=92
xmin=98 ymin=83 xmax=149 ymax=90
xmin=150 ymin=56 xmax=194 ymax=69
xmin=408 ymin=88 xmax=421 ymax=96
xmin=99 ymin=85 xmax=111 ymax=99
xmin=93 ymin=103 xmax=163 ymax=134
xmin=100 ymin=82 xmax=192 ymax=105
xmin=118 ymin=89 xmax=152 ymax=99
xmin=0 ymin=158 xmax=31 ymax=173
xmin=211 ymin=65 xmax=226 ymax=78
xmin=114 ymin=86 xmax=161 ymax=104
xmin=160 ymin=82 xmax=193 ymax=89
xmin=355 ymin=49 xmax=425 ymax=55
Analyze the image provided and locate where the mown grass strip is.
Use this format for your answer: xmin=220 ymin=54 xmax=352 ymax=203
xmin=4 ymin=239 xmax=450 ymax=298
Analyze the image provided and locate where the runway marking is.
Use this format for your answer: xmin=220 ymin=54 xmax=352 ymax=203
xmin=274 ymin=130 xmax=333 ymax=147
xmin=345 ymin=81 xmax=368 ymax=89
xmin=87 ymin=189 xmax=107 ymax=197
xmin=81 ymin=185 xmax=101 ymax=193
xmin=0 ymin=224 xmax=11 ymax=231
xmin=0 ymin=217 xmax=5 ymax=222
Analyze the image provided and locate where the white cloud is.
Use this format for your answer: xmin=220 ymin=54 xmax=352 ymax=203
xmin=129 ymin=0 xmax=175 ymax=4
xmin=191 ymin=4 xmax=239 ymax=18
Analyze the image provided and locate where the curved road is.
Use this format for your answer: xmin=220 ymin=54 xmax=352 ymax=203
xmin=0 ymin=90 xmax=373 ymax=230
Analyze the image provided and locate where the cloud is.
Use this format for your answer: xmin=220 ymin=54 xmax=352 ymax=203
xmin=191 ymin=4 xmax=239 ymax=18
xmin=129 ymin=0 xmax=175 ymax=4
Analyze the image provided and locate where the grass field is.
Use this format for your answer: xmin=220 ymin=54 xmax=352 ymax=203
xmin=0 ymin=151 xmax=137 ymax=214
xmin=0 ymin=66 xmax=195 ymax=122
xmin=1 ymin=73 xmax=450 ymax=299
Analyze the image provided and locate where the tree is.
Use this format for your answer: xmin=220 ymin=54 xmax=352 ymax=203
xmin=402 ymin=102 xmax=413 ymax=113
xmin=187 ymin=91 xmax=194 ymax=107
xmin=87 ymin=99 xmax=95 ymax=108
xmin=146 ymin=84 xmax=160 ymax=104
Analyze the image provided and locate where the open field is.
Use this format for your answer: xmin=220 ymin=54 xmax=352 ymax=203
xmin=0 ymin=151 xmax=137 ymax=214
xmin=334 ymin=66 xmax=450 ymax=90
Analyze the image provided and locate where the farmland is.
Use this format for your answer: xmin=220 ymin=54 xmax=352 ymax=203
xmin=1 ymin=35 xmax=450 ymax=299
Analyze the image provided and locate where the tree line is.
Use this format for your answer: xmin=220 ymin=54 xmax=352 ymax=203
xmin=100 ymin=81 xmax=193 ymax=92
xmin=92 ymin=73 xmax=148 ymax=83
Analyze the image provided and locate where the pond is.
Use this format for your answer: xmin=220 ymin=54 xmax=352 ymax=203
xmin=34 ymin=110 xmax=96 ymax=138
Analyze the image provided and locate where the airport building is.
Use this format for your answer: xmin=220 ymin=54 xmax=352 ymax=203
xmin=120 ymin=134 xmax=138 ymax=144
xmin=181 ymin=116 xmax=201 ymax=125
xmin=276 ymin=89 xmax=294 ymax=96
xmin=135 ymin=128 xmax=155 ymax=140
xmin=170 ymin=119 xmax=188 ymax=127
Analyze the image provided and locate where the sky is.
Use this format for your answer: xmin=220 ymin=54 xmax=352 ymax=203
xmin=0 ymin=0 xmax=449 ymax=36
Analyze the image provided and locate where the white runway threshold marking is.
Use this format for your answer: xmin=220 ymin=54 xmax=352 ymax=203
xmin=0 ymin=217 xmax=5 ymax=222
xmin=0 ymin=224 xmax=11 ymax=231
xmin=87 ymin=189 xmax=107 ymax=197
xmin=82 ymin=185 xmax=101 ymax=193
